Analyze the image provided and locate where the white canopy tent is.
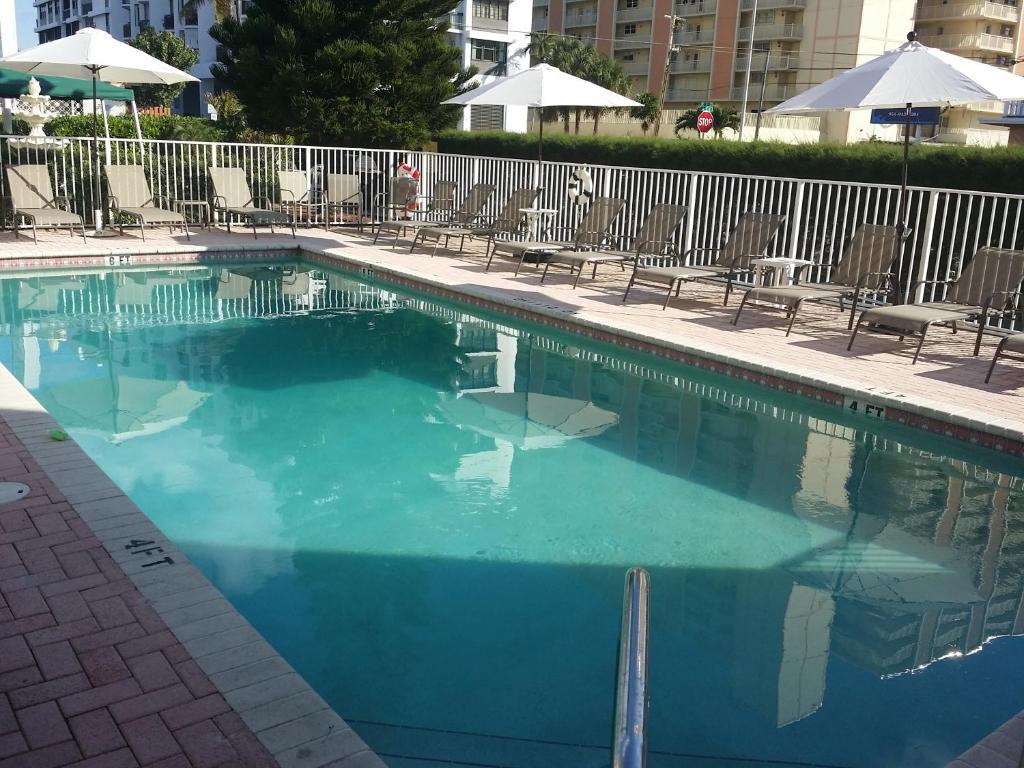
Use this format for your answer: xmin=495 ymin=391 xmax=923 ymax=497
xmin=1 ymin=28 xmax=198 ymax=233
xmin=444 ymin=64 xmax=641 ymax=177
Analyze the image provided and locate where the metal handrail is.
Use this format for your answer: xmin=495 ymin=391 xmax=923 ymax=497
xmin=613 ymin=567 xmax=650 ymax=768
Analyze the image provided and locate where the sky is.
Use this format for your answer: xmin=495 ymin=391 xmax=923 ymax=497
xmin=14 ymin=0 xmax=37 ymax=51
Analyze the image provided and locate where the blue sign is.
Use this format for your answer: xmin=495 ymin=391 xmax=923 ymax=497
xmin=870 ymin=107 xmax=941 ymax=125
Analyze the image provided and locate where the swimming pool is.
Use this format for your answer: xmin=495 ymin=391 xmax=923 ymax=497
xmin=1 ymin=262 xmax=1022 ymax=768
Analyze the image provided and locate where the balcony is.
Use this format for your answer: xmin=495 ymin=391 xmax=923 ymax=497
xmin=448 ymin=11 xmax=464 ymax=28
xmin=671 ymin=56 xmax=712 ymax=72
xmin=730 ymin=83 xmax=796 ymax=101
xmin=740 ymin=0 xmax=805 ymax=8
xmin=918 ymin=32 xmax=1015 ymax=52
xmin=915 ymin=1 xmax=1021 ymax=23
xmin=734 ymin=51 xmax=801 ymax=71
xmin=1005 ymin=100 xmax=1024 ymax=117
xmin=616 ymin=32 xmax=652 ymax=48
xmin=473 ymin=14 xmax=509 ymax=32
xmin=180 ymin=27 xmax=199 ymax=48
xmin=617 ymin=6 xmax=653 ymax=21
xmin=674 ymin=28 xmax=714 ymax=44
xmin=620 ymin=58 xmax=649 ymax=75
xmin=666 ymin=87 xmax=706 ymax=102
xmin=676 ymin=0 xmax=716 ymax=16
xmin=531 ymin=15 xmax=549 ymax=31
xmin=564 ymin=10 xmax=597 ymax=26
xmin=736 ymin=23 xmax=803 ymax=40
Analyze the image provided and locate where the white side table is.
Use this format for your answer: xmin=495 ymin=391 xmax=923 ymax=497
xmin=520 ymin=207 xmax=558 ymax=241
xmin=750 ymin=256 xmax=815 ymax=287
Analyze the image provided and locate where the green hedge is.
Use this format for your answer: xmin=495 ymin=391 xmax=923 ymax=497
xmin=436 ymin=131 xmax=1024 ymax=195
xmin=46 ymin=114 xmax=227 ymax=142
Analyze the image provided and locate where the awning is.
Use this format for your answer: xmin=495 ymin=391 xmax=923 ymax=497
xmin=0 ymin=66 xmax=134 ymax=101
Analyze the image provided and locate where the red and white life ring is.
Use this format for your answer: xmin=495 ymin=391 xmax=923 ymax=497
xmin=397 ymin=162 xmax=420 ymax=211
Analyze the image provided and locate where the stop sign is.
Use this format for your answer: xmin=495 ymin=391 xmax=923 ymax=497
xmin=696 ymin=110 xmax=715 ymax=134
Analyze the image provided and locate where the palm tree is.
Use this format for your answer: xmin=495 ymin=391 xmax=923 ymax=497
xmin=675 ymin=105 xmax=740 ymax=139
xmin=588 ymin=57 xmax=631 ymax=134
xmin=527 ymin=33 xmax=603 ymax=133
xmin=630 ymin=91 xmax=661 ymax=136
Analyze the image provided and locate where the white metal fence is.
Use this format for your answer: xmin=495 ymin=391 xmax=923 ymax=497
xmin=2 ymin=135 xmax=1023 ymax=315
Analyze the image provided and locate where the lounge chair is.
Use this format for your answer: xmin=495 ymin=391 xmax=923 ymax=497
xmin=5 ymin=164 xmax=86 ymax=243
xmin=375 ymin=183 xmax=495 ymax=249
xmin=324 ymin=174 xmax=363 ymax=232
xmin=276 ymin=170 xmax=320 ymax=226
xmin=487 ymin=197 xmax=627 ymax=276
xmin=986 ymin=333 xmax=1024 ymax=382
xmin=208 ymin=166 xmax=295 ymax=239
xmin=848 ymin=246 xmax=1024 ymax=363
xmin=732 ymin=223 xmax=899 ymax=335
xmin=373 ymin=179 xmax=457 ymax=242
xmin=540 ymin=203 xmax=688 ymax=289
xmin=622 ymin=212 xmax=786 ymax=308
xmin=105 ymin=165 xmax=189 ymax=241
xmin=412 ymin=187 xmax=539 ymax=258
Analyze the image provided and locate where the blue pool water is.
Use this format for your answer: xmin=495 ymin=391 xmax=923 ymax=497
xmin=1 ymin=263 xmax=1023 ymax=768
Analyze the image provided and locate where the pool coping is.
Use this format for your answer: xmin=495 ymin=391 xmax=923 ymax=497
xmin=1 ymin=236 xmax=1021 ymax=455
xmin=0 ymin=363 xmax=386 ymax=768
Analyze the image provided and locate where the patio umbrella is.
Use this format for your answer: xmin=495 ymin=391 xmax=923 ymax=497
xmin=1 ymin=28 xmax=198 ymax=234
xmin=443 ymin=64 xmax=641 ymax=178
xmin=768 ymin=32 xmax=1024 ymax=266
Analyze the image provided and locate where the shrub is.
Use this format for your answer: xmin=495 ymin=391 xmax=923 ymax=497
xmin=46 ymin=114 xmax=227 ymax=142
xmin=435 ymin=131 xmax=1024 ymax=195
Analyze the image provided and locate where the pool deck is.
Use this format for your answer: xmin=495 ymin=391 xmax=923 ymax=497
xmin=0 ymin=224 xmax=1022 ymax=768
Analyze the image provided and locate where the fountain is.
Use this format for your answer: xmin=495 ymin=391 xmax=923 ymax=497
xmin=9 ymin=77 xmax=68 ymax=151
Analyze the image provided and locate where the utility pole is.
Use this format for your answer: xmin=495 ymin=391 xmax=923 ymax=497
xmin=753 ymin=49 xmax=770 ymax=141
xmin=737 ymin=0 xmax=758 ymax=141
xmin=653 ymin=14 xmax=679 ymax=137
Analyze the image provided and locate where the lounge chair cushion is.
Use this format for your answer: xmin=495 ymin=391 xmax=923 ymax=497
xmin=858 ymin=301 xmax=981 ymax=333
xmin=222 ymin=207 xmax=290 ymax=225
xmin=118 ymin=206 xmax=185 ymax=224
xmin=743 ymin=283 xmax=851 ymax=308
xmin=634 ymin=264 xmax=731 ymax=284
xmin=15 ymin=208 xmax=83 ymax=226
xmin=491 ymin=240 xmax=569 ymax=256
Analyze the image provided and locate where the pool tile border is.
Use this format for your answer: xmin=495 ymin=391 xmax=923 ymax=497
xmin=0 ymin=364 xmax=385 ymax=768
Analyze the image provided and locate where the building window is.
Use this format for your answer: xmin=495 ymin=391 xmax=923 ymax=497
xmin=472 ymin=39 xmax=507 ymax=63
xmin=473 ymin=1 xmax=509 ymax=21
xmin=625 ymin=0 xmax=639 ymax=7
xmin=623 ymin=22 xmax=636 ymax=34
xmin=622 ymin=52 xmax=635 ymax=61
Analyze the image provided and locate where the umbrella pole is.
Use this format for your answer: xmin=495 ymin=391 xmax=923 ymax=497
xmin=91 ymin=69 xmax=102 ymax=235
xmin=895 ymin=101 xmax=912 ymax=304
xmin=537 ymin=115 xmax=544 ymax=191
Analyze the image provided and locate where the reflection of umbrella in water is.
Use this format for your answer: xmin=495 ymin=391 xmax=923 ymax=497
xmin=42 ymin=376 xmax=208 ymax=443
xmin=17 ymin=277 xmax=87 ymax=312
xmin=439 ymin=391 xmax=618 ymax=450
xmin=787 ymin=501 xmax=982 ymax=609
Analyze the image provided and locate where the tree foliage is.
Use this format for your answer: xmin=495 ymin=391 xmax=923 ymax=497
xmin=631 ymin=91 xmax=661 ymax=135
xmin=210 ymin=0 xmax=475 ymax=148
xmin=527 ymin=34 xmax=632 ymax=134
xmin=675 ymin=105 xmax=740 ymax=139
xmin=128 ymin=28 xmax=199 ymax=108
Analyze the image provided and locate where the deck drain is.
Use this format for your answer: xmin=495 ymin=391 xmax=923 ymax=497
xmin=0 ymin=482 xmax=30 ymax=504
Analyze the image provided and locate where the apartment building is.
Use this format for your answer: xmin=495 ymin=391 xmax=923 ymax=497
xmin=448 ymin=0 xmax=533 ymax=131
xmin=532 ymin=0 xmax=1024 ymax=143
xmin=32 ymin=0 xmax=219 ymax=114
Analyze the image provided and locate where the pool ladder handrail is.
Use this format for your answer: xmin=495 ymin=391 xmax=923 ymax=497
xmin=613 ymin=567 xmax=650 ymax=768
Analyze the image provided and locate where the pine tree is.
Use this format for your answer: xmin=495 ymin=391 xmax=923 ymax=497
xmin=211 ymin=0 xmax=474 ymax=147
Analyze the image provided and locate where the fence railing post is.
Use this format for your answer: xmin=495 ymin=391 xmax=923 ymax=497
xmin=683 ymin=172 xmax=698 ymax=260
xmin=916 ymin=189 xmax=940 ymax=303
xmin=788 ymin=180 xmax=806 ymax=260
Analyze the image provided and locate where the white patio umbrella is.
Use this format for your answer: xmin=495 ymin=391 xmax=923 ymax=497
xmin=443 ymin=64 xmax=641 ymax=178
xmin=769 ymin=32 xmax=1024 ymax=251
xmin=1 ymin=28 xmax=198 ymax=234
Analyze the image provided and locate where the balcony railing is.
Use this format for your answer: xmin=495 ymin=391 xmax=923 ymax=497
xmin=448 ymin=11 xmax=464 ymax=27
xmin=531 ymin=15 xmax=549 ymax=31
xmin=915 ymin=1 xmax=1021 ymax=22
xmin=740 ymin=0 xmax=805 ymax=8
xmin=674 ymin=28 xmax=713 ymax=44
xmin=734 ymin=52 xmax=801 ymax=71
xmin=675 ymin=0 xmax=716 ymax=15
xmin=736 ymin=23 xmax=803 ymax=40
xmin=1005 ymin=100 xmax=1024 ymax=117
xmin=617 ymin=5 xmax=653 ymax=21
xmin=620 ymin=58 xmax=649 ymax=75
xmin=616 ymin=33 xmax=652 ymax=47
xmin=730 ymin=83 xmax=796 ymax=101
xmin=918 ymin=32 xmax=1015 ymax=52
xmin=565 ymin=10 xmax=597 ymax=26
xmin=671 ymin=56 xmax=712 ymax=72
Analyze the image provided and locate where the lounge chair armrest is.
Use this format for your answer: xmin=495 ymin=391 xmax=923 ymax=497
xmin=681 ymin=246 xmax=722 ymax=259
xmin=211 ymin=195 xmax=228 ymax=211
xmin=256 ymin=196 xmax=275 ymax=210
xmin=982 ymin=290 xmax=1023 ymax=313
xmin=855 ymin=271 xmax=895 ymax=290
xmin=55 ymin=195 xmax=74 ymax=211
xmin=153 ymin=193 xmax=174 ymax=208
xmin=279 ymin=189 xmax=297 ymax=203
xmin=106 ymin=194 xmax=122 ymax=212
xmin=910 ymin=278 xmax=955 ymax=292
